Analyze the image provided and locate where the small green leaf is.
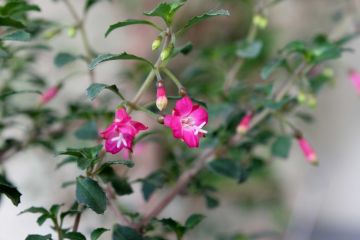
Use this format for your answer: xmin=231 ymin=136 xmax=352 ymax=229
xmin=54 ymin=52 xmax=78 ymax=68
xmin=85 ymin=0 xmax=101 ymax=13
xmin=140 ymin=171 xmax=165 ymax=201
xmin=105 ymin=19 xmax=161 ymax=37
xmin=271 ymin=136 xmax=292 ymax=159
xmin=89 ymin=53 xmax=154 ymax=70
xmin=159 ymin=218 xmax=186 ymax=240
xmin=112 ymin=224 xmax=143 ymax=240
xmin=261 ymin=58 xmax=284 ymax=80
xmin=144 ymin=1 xmax=185 ymax=25
xmin=177 ymin=9 xmax=230 ymax=34
xmin=0 ymin=174 xmax=22 ymax=206
xmin=25 ymin=234 xmax=52 ymax=240
xmin=86 ymin=83 xmax=125 ymax=101
xmin=75 ymin=120 xmax=99 ymax=140
xmin=208 ymin=159 xmax=247 ymax=182
xmin=0 ymin=30 xmax=31 ymax=41
xmin=76 ymin=177 xmax=107 ymax=214
xmin=19 ymin=206 xmax=48 ymax=215
xmin=91 ymin=228 xmax=109 ymax=240
xmin=185 ymin=214 xmax=205 ymax=230
xmin=0 ymin=89 xmax=41 ymax=101
xmin=0 ymin=16 xmax=25 ymax=28
xmin=204 ymin=194 xmax=219 ymax=209
xmin=236 ymin=40 xmax=263 ymax=59
xmin=111 ymin=178 xmax=133 ymax=196
xmin=0 ymin=1 xmax=41 ymax=16
xmin=171 ymin=42 xmax=193 ymax=57
xmin=64 ymin=232 xmax=86 ymax=240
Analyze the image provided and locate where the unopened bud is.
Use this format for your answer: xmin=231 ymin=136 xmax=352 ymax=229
xmin=236 ymin=112 xmax=253 ymax=135
xmin=157 ymin=116 xmax=165 ymax=124
xmin=156 ymin=80 xmax=168 ymax=111
xmin=67 ymin=26 xmax=77 ymax=38
xmin=297 ymin=92 xmax=307 ymax=104
xmin=160 ymin=43 xmax=174 ymax=61
xmin=152 ymin=36 xmax=162 ymax=51
xmin=253 ymin=14 xmax=268 ymax=29
xmin=296 ymin=135 xmax=318 ymax=166
xmin=179 ymin=87 xmax=187 ymax=97
xmin=307 ymin=95 xmax=317 ymax=108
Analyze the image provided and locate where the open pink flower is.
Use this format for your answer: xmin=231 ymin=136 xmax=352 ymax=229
xmin=349 ymin=69 xmax=360 ymax=94
xmin=297 ymin=136 xmax=318 ymax=165
xmin=164 ymin=96 xmax=208 ymax=148
xmin=100 ymin=108 xmax=147 ymax=154
xmin=40 ymin=85 xmax=60 ymax=105
xmin=236 ymin=112 xmax=253 ymax=134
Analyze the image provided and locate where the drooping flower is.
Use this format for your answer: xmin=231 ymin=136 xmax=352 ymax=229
xmin=296 ymin=136 xmax=318 ymax=165
xmin=156 ymin=80 xmax=168 ymax=111
xmin=349 ymin=69 xmax=360 ymax=94
xmin=236 ymin=112 xmax=253 ymax=134
xmin=164 ymin=96 xmax=208 ymax=148
xmin=39 ymin=85 xmax=61 ymax=105
xmin=100 ymin=108 xmax=147 ymax=154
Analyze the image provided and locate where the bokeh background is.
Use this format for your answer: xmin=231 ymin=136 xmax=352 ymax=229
xmin=1 ymin=0 xmax=360 ymax=239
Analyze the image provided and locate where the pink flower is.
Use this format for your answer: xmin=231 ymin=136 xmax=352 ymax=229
xmin=40 ymin=85 xmax=60 ymax=105
xmin=156 ymin=80 xmax=168 ymax=111
xmin=100 ymin=108 xmax=147 ymax=154
xmin=297 ymin=136 xmax=318 ymax=165
xmin=349 ymin=69 xmax=360 ymax=94
xmin=164 ymin=96 xmax=208 ymax=148
xmin=236 ymin=112 xmax=253 ymax=134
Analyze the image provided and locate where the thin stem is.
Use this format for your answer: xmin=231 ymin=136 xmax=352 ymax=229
xmin=161 ymin=67 xmax=185 ymax=91
xmin=72 ymin=211 xmax=82 ymax=232
xmin=106 ymin=185 xmax=134 ymax=227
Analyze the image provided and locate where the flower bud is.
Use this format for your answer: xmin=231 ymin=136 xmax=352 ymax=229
xmin=236 ymin=112 xmax=253 ymax=135
xmin=179 ymin=87 xmax=187 ymax=97
xmin=349 ymin=69 xmax=360 ymax=95
xmin=67 ymin=26 xmax=77 ymax=38
xmin=152 ymin=35 xmax=163 ymax=51
xmin=297 ymin=92 xmax=307 ymax=104
xmin=160 ymin=43 xmax=174 ymax=61
xmin=306 ymin=95 xmax=317 ymax=108
xmin=156 ymin=80 xmax=168 ymax=111
xmin=296 ymin=135 xmax=318 ymax=165
xmin=253 ymin=15 xmax=268 ymax=29
xmin=40 ymin=84 xmax=61 ymax=105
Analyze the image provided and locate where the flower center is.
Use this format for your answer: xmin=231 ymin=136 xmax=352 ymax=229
xmin=111 ymin=133 xmax=127 ymax=148
xmin=181 ymin=117 xmax=207 ymax=135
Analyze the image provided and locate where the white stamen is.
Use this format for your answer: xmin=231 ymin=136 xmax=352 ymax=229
xmin=111 ymin=133 xmax=126 ymax=148
xmin=194 ymin=121 xmax=208 ymax=135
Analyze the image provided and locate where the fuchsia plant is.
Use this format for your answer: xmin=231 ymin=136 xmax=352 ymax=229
xmin=1 ymin=0 xmax=360 ymax=239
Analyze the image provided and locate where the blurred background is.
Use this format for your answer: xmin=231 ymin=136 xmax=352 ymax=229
xmin=1 ymin=0 xmax=360 ymax=239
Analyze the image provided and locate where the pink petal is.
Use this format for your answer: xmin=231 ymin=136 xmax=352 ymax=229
xmin=182 ymin=130 xmax=200 ymax=148
xmin=130 ymin=120 xmax=148 ymax=132
xmin=164 ymin=115 xmax=182 ymax=138
xmin=174 ymin=96 xmax=193 ymax=116
xmin=100 ymin=123 xmax=117 ymax=138
xmin=189 ymin=105 xmax=208 ymax=125
xmin=104 ymin=138 xmax=123 ymax=154
xmin=115 ymin=108 xmax=131 ymax=123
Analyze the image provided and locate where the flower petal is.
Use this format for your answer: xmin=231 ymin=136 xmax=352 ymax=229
xmin=174 ymin=96 xmax=193 ymax=116
xmin=182 ymin=130 xmax=200 ymax=148
xmin=115 ymin=108 xmax=131 ymax=123
xmin=189 ymin=105 xmax=208 ymax=125
xmin=130 ymin=120 xmax=148 ymax=132
xmin=164 ymin=115 xmax=182 ymax=138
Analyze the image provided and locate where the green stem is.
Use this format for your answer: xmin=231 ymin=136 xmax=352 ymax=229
xmin=161 ymin=67 xmax=185 ymax=91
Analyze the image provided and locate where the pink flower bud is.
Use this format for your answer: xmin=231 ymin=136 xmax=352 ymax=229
xmin=40 ymin=86 xmax=59 ymax=105
xmin=156 ymin=80 xmax=168 ymax=111
xmin=236 ymin=112 xmax=253 ymax=134
xmin=297 ymin=136 xmax=318 ymax=165
xmin=349 ymin=69 xmax=360 ymax=95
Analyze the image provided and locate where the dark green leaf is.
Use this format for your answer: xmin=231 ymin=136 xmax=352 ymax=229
xmin=271 ymin=136 xmax=292 ymax=159
xmin=144 ymin=1 xmax=185 ymax=25
xmin=140 ymin=171 xmax=165 ymax=201
xmin=105 ymin=19 xmax=161 ymax=37
xmin=64 ymin=232 xmax=86 ymax=240
xmin=236 ymin=40 xmax=263 ymax=59
xmin=25 ymin=234 xmax=52 ymax=240
xmin=112 ymin=224 xmax=143 ymax=240
xmin=0 ymin=30 xmax=31 ymax=41
xmin=204 ymin=194 xmax=219 ymax=209
xmin=86 ymin=83 xmax=124 ymax=101
xmin=19 ymin=206 xmax=48 ymax=215
xmin=85 ymin=0 xmax=101 ymax=13
xmin=91 ymin=228 xmax=109 ymax=240
xmin=75 ymin=120 xmax=99 ymax=140
xmin=0 ymin=174 xmax=22 ymax=206
xmin=171 ymin=42 xmax=193 ymax=57
xmin=177 ymin=9 xmax=230 ymax=34
xmin=76 ymin=177 xmax=107 ymax=214
xmin=0 ymin=16 xmax=25 ymax=28
xmin=0 ymin=1 xmax=41 ymax=16
xmin=185 ymin=214 xmax=205 ymax=230
xmin=261 ymin=59 xmax=284 ymax=80
xmin=89 ymin=53 xmax=154 ymax=70
xmin=100 ymin=160 xmax=135 ymax=169
xmin=208 ymin=159 xmax=246 ymax=181
xmin=111 ymin=178 xmax=133 ymax=196
xmin=159 ymin=218 xmax=186 ymax=239
xmin=54 ymin=52 xmax=78 ymax=68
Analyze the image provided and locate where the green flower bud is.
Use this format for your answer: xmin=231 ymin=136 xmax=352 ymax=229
xmin=152 ymin=36 xmax=163 ymax=51
xmin=67 ymin=27 xmax=77 ymax=38
xmin=323 ymin=68 xmax=334 ymax=78
xmin=160 ymin=43 xmax=174 ymax=61
xmin=253 ymin=15 xmax=268 ymax=29
xmin=297 ymin=92 xmax=307 ymax=104
xmin=307 ymin=95 xmax=317 ymax=108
